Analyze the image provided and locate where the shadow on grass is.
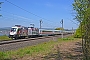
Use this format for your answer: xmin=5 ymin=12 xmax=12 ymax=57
xmin=65 ymin=42 xmax=83 ymax=60
xmin=42 ymin=41 xmax=83 ymax=60
xmin=42 ymin=45 xmax=62 ymax=60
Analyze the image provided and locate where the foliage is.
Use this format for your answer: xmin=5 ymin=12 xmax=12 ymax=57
xmin=73 ymin=0 xmax=88 ymax=22
xmin=55 ymin=28 xmax=63 ymax=30
xmin=73 ymin=21 xmax=85 ymax=38
xmin=73 ymin=0 xmax=90 ymax=59
xmin=73 ymin=0 xmax=90 ymax=38
xmin=74 ymin=28 xmax=81 ymax=38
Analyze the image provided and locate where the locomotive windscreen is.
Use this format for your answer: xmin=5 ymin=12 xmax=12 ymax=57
xmin=11 ymin=28 xmax=16 ymax=32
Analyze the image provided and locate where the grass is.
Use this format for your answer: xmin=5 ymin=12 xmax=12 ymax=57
xmin=0 ymin=36 xmax=80 ymax=60
xmin=0 ymin=35 xmax=11 ymax=41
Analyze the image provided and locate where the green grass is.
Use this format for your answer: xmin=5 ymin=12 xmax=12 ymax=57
xmin=0 ymin=35 xmax=11 ymax=41
xmin=0 ymin=36 xmax=80 ymax=60
xmin=60 ymin=36 xmax=75 ymax=41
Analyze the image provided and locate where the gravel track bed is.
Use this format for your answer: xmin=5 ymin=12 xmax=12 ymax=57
xmin=0 ymin=34 xmax=71 ymax=51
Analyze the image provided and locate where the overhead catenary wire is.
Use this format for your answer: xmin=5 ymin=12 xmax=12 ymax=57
xmin=70 ymin=20 xmax=79 ymax=26
xmin=0 ymin=12 xmax=32 ymax=25
xmin=4 ymin=0 xmax=54 ymax=23
xmin=1 ymin=10 xmax=34 ymax=21
xmin=1 ymin=10 xmax=56 ymax=27
xmin=1 ymin=10 xmax=59 ymax=28
xmin=5 ymin=0 xmax=63 ymax=24
xmin=0 ymin=15 xmax=33 ymax=27
xmin=5 ymin=0 xmax=59 ymax=28
xmin=4 ymin=0 xmax=74 ymax=28
xmin=1 ymin=11 xmax=33 ymax=24
xmin=1 ymin=15 xmax=27 ymax=23
xmin=1 ymin=10 xmax=78 ymax=29
xmin=5 ymin=0 xmax=41 ymax=18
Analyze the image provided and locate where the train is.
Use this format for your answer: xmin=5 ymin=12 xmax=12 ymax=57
xmin=9 ymin=25 xmax=39 ymax=39
xmin=9 ymin=25 xmax=75 ymax=39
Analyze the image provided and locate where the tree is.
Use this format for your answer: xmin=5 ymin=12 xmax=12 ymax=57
xmin=73 ymin=0 xmax=89 ymax=37
xmin=73 ymin=0 xmax=90 ymax=59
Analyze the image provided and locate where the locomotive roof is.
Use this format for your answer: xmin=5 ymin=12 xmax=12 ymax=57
xmin=12 ymin=26 xmax=21 ymax=28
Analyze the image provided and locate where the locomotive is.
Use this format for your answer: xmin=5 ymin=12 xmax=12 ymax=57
xmin=9 ymin=25 xmax=39 ymax=39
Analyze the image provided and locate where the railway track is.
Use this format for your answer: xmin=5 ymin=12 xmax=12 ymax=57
xmin=0 ymin=33 xmax=62 ymax=45
xmin=0 ymin=36 xmax=54 ymax=45
xmin=0 ymin=34 xmax=72 ymax=51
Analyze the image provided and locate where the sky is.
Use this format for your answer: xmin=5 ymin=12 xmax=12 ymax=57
xmin=0 ymin=0 xmax=79 ymax=29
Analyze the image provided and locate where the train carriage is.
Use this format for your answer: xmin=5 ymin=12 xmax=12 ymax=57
xmin=28 ymin=27 xmax=39 ymax=38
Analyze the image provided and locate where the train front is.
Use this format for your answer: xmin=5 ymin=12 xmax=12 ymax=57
xmin=9 ymin=26 xmax=21 ymax=39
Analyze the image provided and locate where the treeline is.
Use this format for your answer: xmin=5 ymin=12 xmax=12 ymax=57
xmin=55 ymin=28 xmax=64 ymax=30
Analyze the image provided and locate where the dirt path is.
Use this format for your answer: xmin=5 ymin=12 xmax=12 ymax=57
xmin=18 ymin=39 xmax=83 ymax=60
xmin=42 ymin=39 xmax=83 ymax=60
xmin=58 ymin=39 xmax=83 ymax=60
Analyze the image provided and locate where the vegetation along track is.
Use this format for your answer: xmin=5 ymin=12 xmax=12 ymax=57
xmin=0 ymin=34 xmax=72 ymax=51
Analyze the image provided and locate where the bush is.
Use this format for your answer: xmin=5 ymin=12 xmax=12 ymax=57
xmin=74 ymin=28 xmax=82 ymax=38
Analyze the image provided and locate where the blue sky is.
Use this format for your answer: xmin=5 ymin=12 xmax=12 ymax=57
xmin=0 ymin=0 xmax=78 ymax=29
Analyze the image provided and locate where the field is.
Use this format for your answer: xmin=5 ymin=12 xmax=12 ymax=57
xmin=0 ymin=35 xmax=11 ymax=41
xmin=0 ymin=36 xmax=83 ymax=60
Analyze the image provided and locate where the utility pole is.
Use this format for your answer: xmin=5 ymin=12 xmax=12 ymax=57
xmin=72 ymin=27 xmax=73 ymax=35
xmin=40 ymin=20 xmax=43 ymax=29
xmin=60 ymin=19 xmax=64 ymax=38
xmin=40 ymin=20 xmax=43 ymax=34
